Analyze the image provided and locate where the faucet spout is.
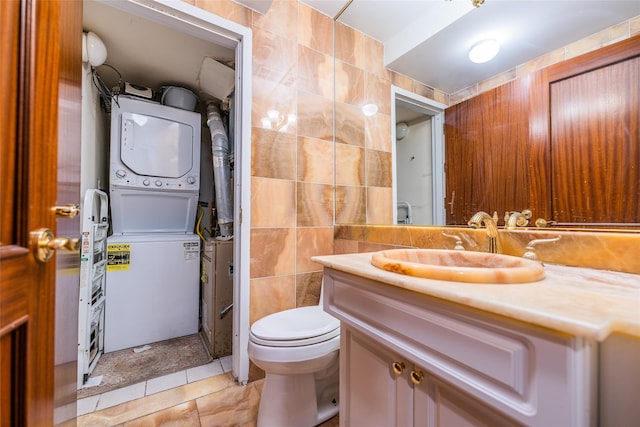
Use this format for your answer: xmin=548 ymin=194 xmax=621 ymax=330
xmin=468 ymin=211 xmax=501 ymax=253
xmin=505 ymin=209 xmax=532 ymax=230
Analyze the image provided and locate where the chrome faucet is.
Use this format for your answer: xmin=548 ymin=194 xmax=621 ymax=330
xmin=468 ymin=211 xmax=501 ymax=253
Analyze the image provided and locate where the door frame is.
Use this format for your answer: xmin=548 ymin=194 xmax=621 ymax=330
xmin=100 ymin=0 xmax=252 ymax=384
xmin=391 ymin=85 xmax=447 ymax=225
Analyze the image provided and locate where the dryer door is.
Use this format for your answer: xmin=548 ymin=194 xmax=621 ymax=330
xmin=120 ymin=112 xmax=194 ymax=178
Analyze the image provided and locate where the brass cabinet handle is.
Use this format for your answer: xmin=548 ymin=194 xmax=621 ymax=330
xmin=410 ymin=369 xmax=424 ymax=385
xmin=30 ymin=228 xmax=80 ymax=263
xmin=54 ymin=204 xmax=80 ymax=218
xmin=392 ymin=361 xmax=405 ymax=376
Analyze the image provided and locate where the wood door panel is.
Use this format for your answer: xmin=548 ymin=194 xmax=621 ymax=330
xmin=550 ymin=56 xmax=640 ymax=224
xmin=1 ymin=0 xmax=65 ymax=425
xmin=445 ymin=78 xmax=532 ymax=224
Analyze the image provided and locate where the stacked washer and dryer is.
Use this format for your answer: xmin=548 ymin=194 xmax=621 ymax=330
xmin=104 ymin=95 xmax=202 ymax=353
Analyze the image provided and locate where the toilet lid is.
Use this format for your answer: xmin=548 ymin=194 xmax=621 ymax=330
xmin=250 ymin=306 xmax=340 ymax=346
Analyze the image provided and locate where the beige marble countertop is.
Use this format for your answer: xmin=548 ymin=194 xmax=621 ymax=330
xmin=312 ymin=252 xmax=640 ymax=341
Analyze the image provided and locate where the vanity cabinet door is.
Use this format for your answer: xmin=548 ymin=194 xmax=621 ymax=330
xmin=341 ymin=327 xmax=413 ymax=426
xmin=424 ymin=376 xmax=521 ymax=427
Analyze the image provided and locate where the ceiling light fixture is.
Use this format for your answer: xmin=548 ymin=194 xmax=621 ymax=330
xmin=468 ymin=39 xmax=500 ymax=63
xmin=471 ymin=0 xmax=485 ymax=7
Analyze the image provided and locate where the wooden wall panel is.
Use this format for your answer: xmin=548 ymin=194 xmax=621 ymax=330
xmin=550 ymin=57 xmax=639 ymax=224
xmin=445 ymin=78 xmax=533 ymax=225
xmin=445 ymin=34 xmax=640 ymax=227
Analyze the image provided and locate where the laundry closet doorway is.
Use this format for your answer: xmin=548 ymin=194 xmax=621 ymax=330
xmin=81 ymin=0 xmax=252 ymax=385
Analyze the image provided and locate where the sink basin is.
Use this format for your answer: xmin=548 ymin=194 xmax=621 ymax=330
xmin=370 ymin=249 xmax=545 ymax=284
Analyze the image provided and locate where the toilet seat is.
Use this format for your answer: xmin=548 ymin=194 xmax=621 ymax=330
xmin=250 ymin=306 xmax=339 ymax=347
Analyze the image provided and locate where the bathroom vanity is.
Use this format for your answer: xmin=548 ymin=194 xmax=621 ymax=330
xmin=312 ymin=252 xmax=640 ymax=427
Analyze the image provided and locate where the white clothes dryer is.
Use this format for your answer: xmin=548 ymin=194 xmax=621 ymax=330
xmin=109 ymin=96 xmax=201 ymax=234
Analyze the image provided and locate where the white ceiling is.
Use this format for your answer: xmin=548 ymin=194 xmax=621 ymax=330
xmin=85 ymin=0 xmax=640 ymax=99
xmin=302 ymin=0 xmax=640 ymax=94
xmin=84 ymin=1 xmax=235 ymax=97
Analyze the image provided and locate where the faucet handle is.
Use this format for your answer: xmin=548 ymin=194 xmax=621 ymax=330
xmin=442 ymin=232 xmax=465 ymax=250
xmin=523 ymin=236 xmax=561 ymax=261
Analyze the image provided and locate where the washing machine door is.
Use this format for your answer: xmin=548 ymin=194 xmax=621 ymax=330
xmin=120 ymin=111 xmax=194 ymax=178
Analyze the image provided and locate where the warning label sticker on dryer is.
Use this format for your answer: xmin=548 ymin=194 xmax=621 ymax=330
xmin=107 ymin=243 xmax=131 ymax=271
xmin=183 ymin=241 xmax=199 ymax=260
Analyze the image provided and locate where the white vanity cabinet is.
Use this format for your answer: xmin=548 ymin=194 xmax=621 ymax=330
xmin=323 ymin=268 xmax=597 ymax=427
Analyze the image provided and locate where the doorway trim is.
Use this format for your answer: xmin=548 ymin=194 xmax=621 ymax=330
xmin=106 ymin=0 xmax=252 ymax=384
xmin=391 ymin=85 xmax=447 ymax=225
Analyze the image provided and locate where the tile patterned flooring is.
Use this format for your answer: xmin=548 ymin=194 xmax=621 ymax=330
xmin=76 ymin=355 xmax=339 ymax=426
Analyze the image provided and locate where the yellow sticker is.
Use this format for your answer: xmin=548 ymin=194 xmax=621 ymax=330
xmin=107 ymin=243 xmax=131 ymax=271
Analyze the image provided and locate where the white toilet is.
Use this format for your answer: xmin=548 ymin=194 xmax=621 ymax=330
xmin=248 ymin=297 xmax=340 ymax=427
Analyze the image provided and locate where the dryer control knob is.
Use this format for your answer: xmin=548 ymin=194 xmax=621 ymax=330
xmin=155 ymin=180 xmax=163 ymax=187
xmin=187 ymin=176 xmax=196 ymax=184
xmin=115 ymin=170 xmax=126 ymax=179
xmin=143 ymin=179 xmax=150 ymax=186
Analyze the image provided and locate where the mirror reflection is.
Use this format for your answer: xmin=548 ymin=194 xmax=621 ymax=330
xmin=329 ymin=1 xmax=640 ymax=229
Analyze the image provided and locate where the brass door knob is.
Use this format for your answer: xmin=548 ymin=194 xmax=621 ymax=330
xmin=392 ymin=361 xmax=405 ymax=376
xmin=54 ymin=204 xmax=80 ymax=218
xmin=30 ymin=228 xmax=80 ymax=263
xmin=410 ymin=369 xmax=424 ymax=385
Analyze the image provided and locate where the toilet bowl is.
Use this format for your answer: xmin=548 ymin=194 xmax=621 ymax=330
xmin=248 ymin=305 xmax=340 ymax=427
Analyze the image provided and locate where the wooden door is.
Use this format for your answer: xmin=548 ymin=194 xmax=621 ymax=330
xmin=0 ymin=0 xmax=80 ymax=425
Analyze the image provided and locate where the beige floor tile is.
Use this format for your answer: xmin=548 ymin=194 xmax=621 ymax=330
xmin=78 ymin=374 xmax=235 ymax=427
xmin=123 ymin=400 xmax=201 ymax=427
xmin=196 ymin=381 xmax=261 ymax=426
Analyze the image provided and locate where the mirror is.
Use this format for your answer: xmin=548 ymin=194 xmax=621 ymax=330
xmin=331 ymin=1 xmax=640 ymax=230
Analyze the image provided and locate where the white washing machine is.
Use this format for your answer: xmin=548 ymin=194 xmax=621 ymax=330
xmin=104 ymin=233 xmax=200 ymax=352
xmin=109 ymin=95 xmax=201 ymax=234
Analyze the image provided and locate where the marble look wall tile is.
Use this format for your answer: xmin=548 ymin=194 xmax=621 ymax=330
xmin=365 ymin=149 xmax=392 ymax=187
xmin=365 ymin=72 xmax=391 ymax=115
xmin=413 ymin=82 xmax=450 ymax=106
xmin=249 ymin=275 xmax=296 ymax=324
xmin=334 ymin=238 xmax=359 ymax=255
xmin=297 ymin=136 xmax=333 ymax=184
xmin=565 ymin=21 xmax=629 ymax=59
xmin=251 ymin=177 xmax=295 ymax=227
xmin=335 ymin=143 xmax=364 ymax=186
xmin=330 ymin=225 xmax=640 ymax=275
xmin=477 ymin=68 xmax=517 ymax=94
xmin=516 ymin=48 xmax=565 ymax=78
xmin=250 ymin=228 xmax=295 ymax=278
xmin=298 ymin=45 xmax=333 ymax=98
xmin=367 ymin=186 xmax=393 ymax=224
xmin=196 ymin=378 xmax=261 ymax=426
xmin=391 ymin=72 xmax=414 ymax=93
xmin=335 ymin=21 xmax=365 ymax=69
xmin=251 ymin=0 xmax=297 ymax=40
xmin=296 ymin=182 xmax=334 ymax=226
xmin=251 ymin=128 xmax=296 ymax=179
xmin=365 ymin=36 xmax=387 ymax=79
xmin=298 ymin=3 xmax=333 ymax=56
xmin=297 ymin=91 xmax=334 ymax=142
xmin=335 ymin=186 xmax=366 ymax=224
xmin=252 ymin=28 xmax=297 ymax=133
xmin=632 ymin=15 xmax=640 ymax=35
xmin=365 ymin=112 xmax=391 ymax=152
xmin=296 ymin=271 xmax=323 ymax=307
xmin=335 ymin=101 xmax=365 ymax=146
xmin=296 ymin=227 xmax=334 ymax=272
xmin=335 ymin=59 xmax=365 ymax=105
xmin=195 ymin=0 xmax=252 ymax=27
xmin=334 ymin=224 xmax=366 ymax=241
